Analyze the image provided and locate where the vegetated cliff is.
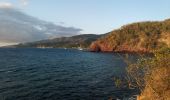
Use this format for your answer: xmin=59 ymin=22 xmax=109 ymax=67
xmin=90 ymin=19 xmax=170 ymax=53
xmin=16 ymin=34 xmax=103 ymax=48
xmin=126 ymin=48 xmax=170 ymax=100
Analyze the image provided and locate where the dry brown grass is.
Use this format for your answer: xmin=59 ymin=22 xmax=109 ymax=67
xmin=138 ymin=67 xmax=170 ymax=100
xmin=127 ymin=48 xmax=170 ymax=100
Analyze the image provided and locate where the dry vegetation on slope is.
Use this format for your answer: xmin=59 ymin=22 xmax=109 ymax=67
xmin=126 ymin=48 xmax=170 ymax=100
xmin=90 ymin=19 xmax=170 ymax=53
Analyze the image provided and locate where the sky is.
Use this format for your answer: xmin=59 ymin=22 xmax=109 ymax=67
xmin=0 ymin=0 xmax=170 ymax=34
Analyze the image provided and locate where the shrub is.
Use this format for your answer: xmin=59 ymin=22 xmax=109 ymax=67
xmin=126 ymin=48 xmax=170 ymax=100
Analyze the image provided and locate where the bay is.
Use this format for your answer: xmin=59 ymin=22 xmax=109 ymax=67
xmin=0 ymin=48 xmax=138 ymax=100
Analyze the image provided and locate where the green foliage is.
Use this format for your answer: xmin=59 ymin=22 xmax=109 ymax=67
xmin=113 ymin=77 xmax=123 ymax=88
xmin=16 ymin=34 xmax=103 ymax=48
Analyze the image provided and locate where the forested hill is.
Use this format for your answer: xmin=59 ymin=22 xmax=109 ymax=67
xmin=90 ymin=19 xmax=170 ymax=53
xmin=16 ymin=34 xmax=103 ymax=48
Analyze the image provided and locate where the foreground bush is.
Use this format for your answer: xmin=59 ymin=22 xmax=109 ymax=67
xmin=126 ymin=48 xmax=170 ymax=100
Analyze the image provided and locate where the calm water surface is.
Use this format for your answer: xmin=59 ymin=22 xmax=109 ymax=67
xmin=0 ymin=48 xmax=138 ymax=100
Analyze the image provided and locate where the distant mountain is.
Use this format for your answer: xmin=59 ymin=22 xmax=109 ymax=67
xmin=15 ymin=34 xmax=103 ymax=48
xmin=0 ymin=8 xmax=82 ymax=45
xmin=90 ymin=19 xmax=170 ymax=53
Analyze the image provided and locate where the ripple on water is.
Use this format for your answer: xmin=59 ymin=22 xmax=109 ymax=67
xmin=0 ymin=48 xmax=138 ymax=100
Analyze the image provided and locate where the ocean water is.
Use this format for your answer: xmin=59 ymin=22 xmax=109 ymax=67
xmin=0 ymin=48 xmax=138 ymax=100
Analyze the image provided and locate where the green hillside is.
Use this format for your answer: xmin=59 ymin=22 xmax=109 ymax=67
xmin=16 ymin=34 xmax=103 ymax=48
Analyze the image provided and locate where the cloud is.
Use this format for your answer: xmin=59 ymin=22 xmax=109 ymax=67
xmin=0 ymin=2 xmax=13 ymax=8
xmin=19 ymin=0 xmax=28 ymax=6
xmin=0 ymin=0 xmax=29 ymax=9
xmin=0 ymin=42 xmax=18 ymax=47
xmin=0 ymin=8 xmax=82 ymax=44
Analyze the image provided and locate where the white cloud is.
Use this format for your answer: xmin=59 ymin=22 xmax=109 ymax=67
xmin=0 ymin=2 xmax=13 ymax=8
xmin=0 ymin=42 xmax=18 ymax=47
xmin=0 ymin=0 xmax=29 ymax=9
xmin=19 ymin=0 xmax=28 ymax=6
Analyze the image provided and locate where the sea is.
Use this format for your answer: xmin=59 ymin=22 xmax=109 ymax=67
xmin=0 ymin=48 xmax=138 ymax=100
